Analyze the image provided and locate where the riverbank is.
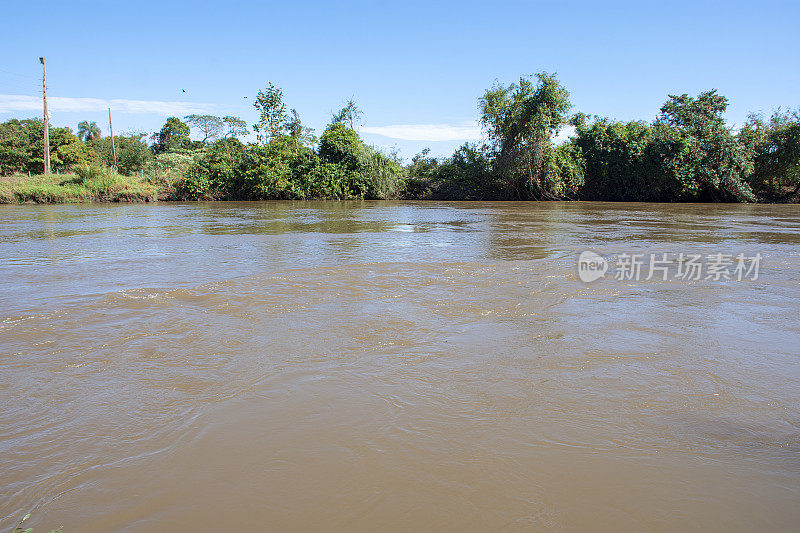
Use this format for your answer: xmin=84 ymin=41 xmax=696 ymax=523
xmin=2 ymin=172 xmax=798 ymax=204
xmin=0 ymin=172 xmax=160 ymax=204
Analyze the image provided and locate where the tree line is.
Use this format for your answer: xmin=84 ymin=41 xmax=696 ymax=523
xmin=1 ymin=74 xmax=798 ymax=202
xmin=408 ymin=74 xmax=799 ymax=202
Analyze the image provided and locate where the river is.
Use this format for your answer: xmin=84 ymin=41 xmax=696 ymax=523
xmin=1 ymin=201 xmax=799 ymax=531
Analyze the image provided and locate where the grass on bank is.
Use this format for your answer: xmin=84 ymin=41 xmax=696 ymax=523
xmin=0 ymin=164 xmax=159 ymax=204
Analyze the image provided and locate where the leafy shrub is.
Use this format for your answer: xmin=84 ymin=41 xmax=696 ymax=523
xmin=73 ymin=162 xmax=103 ymax=183
xmin=90 ymin=134 xmax=152 ymax=176
xmin=73 ymin=163 xmax=125 ymax=193
xmin=424 ymin=143 xmax=497 ymax=200
xmin=0 ymin=118 xmax=96 ymax=175
xmin=145 ymin=152 xmax=197 ymax=186
xmin=547 ymin=142 xmax=585 ymax=198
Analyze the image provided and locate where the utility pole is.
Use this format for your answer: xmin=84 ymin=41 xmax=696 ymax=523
xmin=39 ymin=57 xmax=50 ymax=175
xmin=108 ymin=108 xmax=117 ymax=171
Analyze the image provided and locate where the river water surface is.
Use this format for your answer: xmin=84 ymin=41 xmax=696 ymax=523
xmin=1 ymin=201 xmax=799 ymax=531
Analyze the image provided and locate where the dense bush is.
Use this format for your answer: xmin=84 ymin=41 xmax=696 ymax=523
xmin=73 ymin=163 xmax=126 ymax=193
xmin=152 ymin=117 xmax=191 ymax=154
xmin=177 ymin=129 xmax=405 ymax=201
xmin=547 ymin=142 xmax=584 ymax=198
xmin=0 ymin=119 xmax=97 ymax=175
xmin=90 ymin=134 xmax=152 ymax=176
xmin=740 ymin=109 xmax=800 ymax=199
xmin=573 ymin=118 xmax=656 ymax=201
xmin=427 ymin=143 xmax=497 ymax=200
xmin=3 ymin=78 xmax=798 ymax=204
xmin=145 ymin=152 xmax=197 ymax=186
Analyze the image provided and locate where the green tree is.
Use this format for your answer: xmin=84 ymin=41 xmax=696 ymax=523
xmin=548 ymin=142 xmax=585 ymax=198
xmin=318 ymin=122 xmax=404 ymax=199
xmin=0 ymin=118 xmax=97 ymax=175
xmin=152 ymin=117 xmax=191 ymax=154
xmin=91 ymin=133 xmax=152 ymax=175
xmin=253 ymin=83 xmax=287 ymax=145
xmin=331 ymin=98 xmax=364 ymax=129
xmin=222 ymin=116 xmax=249 ymax=139
xmin=0 ymin=119 xmax=31 ymax=174
xmin=184 ymin=114 xmax=224 ymax=143
xmin=573 ymin=117 xmax=657 ymax=200
xmin=427 ymin=143 xmax=496 ymax=200
xmin=479 ymin=72 xmax=571 ymax=198
xmin=286 ymin=109 xmax=315 ymax=146
xmin=319 ymin=122 xmax=365 ymax=170
xmin=77 ymin=120 xmax=101 ymax=142
xmin=656 ymin=90 xmax=754 ymax=201
xmin=180 ymin=137 xmax=247 ymax=199
xmin=740 ymin=108 xmax=800 ymax=199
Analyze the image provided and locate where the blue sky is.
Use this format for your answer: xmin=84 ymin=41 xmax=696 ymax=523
xmin=1 ymin=0 xmax=798 ymax=159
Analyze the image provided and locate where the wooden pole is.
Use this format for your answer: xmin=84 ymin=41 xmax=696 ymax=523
xmin=40 ymin=57 xmax=50 ymax=175
xmin=108 ymin=108 xmax=117 ymax=171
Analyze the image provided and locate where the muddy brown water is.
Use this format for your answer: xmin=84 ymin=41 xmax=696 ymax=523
xmin=1 ymin=201 xmax=799 ymax=532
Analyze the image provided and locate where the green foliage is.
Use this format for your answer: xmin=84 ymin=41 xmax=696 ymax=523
xmin=49 ymin=127 xmax=98 ymax=171
xmin=740 ymin=108 xmax=800 ymax=199
xmin=573 ymin=91 xmax=756 ymax=202
xmin=363 ymin=148 xmax=404 ymax=199
xmin=77 ymin=120 xmax=101 ymax=141
xmin=406 ymin=74 xmax=576 ymax=200
xmin=286 ymin=109 xmax=316 ymax=146
xmin=73 ymin=163 xmax=126 ymax=193
xmin=0 ymin=119 xmax=97 ymax=175
xmin=145 ymin=152 xmax=197 ymax=187
xmin=178 ymin=137 xmax=246 ymax=199
xmin=73 ymin=162 xmax=105 ymax=183
xmin=4 ymin=77 xmax=796 ymax=204
xmin=317 ymin=123 xmax=371 ymax=197
xmin=331 ymin=98 xmax=364 ymax=129
xmin=176 ymin=123 xmax=404 ymax=201
xmin=152 ymin=117 xmax=191 ymax=154
xmin=317 ymin=123 xmax=404 ymax=199
xmin=0 ymin=119 xmax=30 ymax=174
xmin=402 ymin=149 xmax=439 ymax=199
xmin=0 ymin=169 xmax=157 ymax=203
xmin=656 ymin=90 xmax=754 ymax=201
xmin=480 ymin=72 xmax=571 ymax=198
xmin=222 ymin=116 xmax=249 ymax=139
xmin=319 ymin=123 xmax=364 ymax=169
xmin=547 ymin=142 xmax=584 ymax=198
xmin=184 ymin=114 xmax=224 ymax=143
xmin=178 ymin=136 xmax=311 ymax=200
xmin=425 ymin=143 xmax=497 ymax=200
xmin=90 ymin=133 xmax=152 ymax=175
xmin=574 ymin=117 xmax=658 ymax=200
xmin=253 ymin=83 xmax=287 ymax=145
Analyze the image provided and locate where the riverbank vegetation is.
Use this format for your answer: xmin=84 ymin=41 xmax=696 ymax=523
xmin=0 ymin=165 xmax=157 ymax=203
xmin=1 ymin=74 xmax=798 ymax=203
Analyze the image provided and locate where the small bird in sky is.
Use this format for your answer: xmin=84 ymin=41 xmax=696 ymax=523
xmin=182 ymin=89 xmax=186 ymax=93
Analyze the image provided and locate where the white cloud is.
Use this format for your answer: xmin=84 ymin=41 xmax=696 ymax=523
xmin=361 ymin=122 xmax=482 ymax=142
xmin=0 ymin=94 xmax=215 ymax=116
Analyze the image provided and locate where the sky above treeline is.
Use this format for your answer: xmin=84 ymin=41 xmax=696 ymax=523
xmin=2 ymin=0 xmax=798 ymax=160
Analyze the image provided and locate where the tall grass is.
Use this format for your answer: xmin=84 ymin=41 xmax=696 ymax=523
xmin=0 ymin=165 xmax=158 ymax=203
xmin=73 ymin=163 xmax=126 ymax=193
